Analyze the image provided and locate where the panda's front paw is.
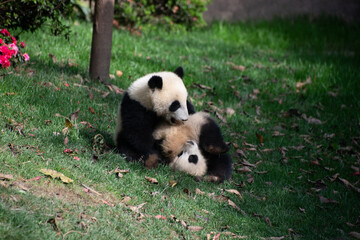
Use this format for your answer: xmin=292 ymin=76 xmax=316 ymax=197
xmin=144 ymin=154 xmax=159 ymax=169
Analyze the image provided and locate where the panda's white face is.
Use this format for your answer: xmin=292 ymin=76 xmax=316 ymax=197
xmin=127 ymin=68 xmax=189 ymax=124
xmin=150 ymin=72 xmax=189 ymax=124
xmin=170 ymin=141 xmax=207 ymax=177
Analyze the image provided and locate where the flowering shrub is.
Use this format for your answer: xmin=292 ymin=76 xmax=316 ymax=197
xmin=114 ymin=0 xmax=212 ymax=31
xmin=0 ymin=29 xmax=29 ymax=69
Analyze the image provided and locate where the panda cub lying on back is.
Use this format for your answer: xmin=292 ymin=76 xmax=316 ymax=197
xmin=154 ymin=112 xmax=232 ymax=182
xmin=114 ymin=67 xmax=195 ymax=168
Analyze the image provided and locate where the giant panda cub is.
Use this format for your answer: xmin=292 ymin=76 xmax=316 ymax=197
xmin=154 ymin=112 xmax=232 ymax=182
xmin=170 ymin=140 xmax=208 ymax=177
xmin=114 ymin=67 xmax=195 ymax=168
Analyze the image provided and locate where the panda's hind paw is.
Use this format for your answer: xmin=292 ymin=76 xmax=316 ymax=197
xmin=144 ymin=154 xmax=159 ymax=169
xmin=203 ymin=144 xmax=229 ymax=154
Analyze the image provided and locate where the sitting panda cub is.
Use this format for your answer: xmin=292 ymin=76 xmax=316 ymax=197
xmin=114 ymin=67 xmax=195 ymax=168
xmin=154 ymin=112 xmax=232 ymax=182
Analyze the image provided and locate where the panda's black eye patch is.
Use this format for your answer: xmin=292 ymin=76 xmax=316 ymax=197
xmin=169 ymin=100 xmax=180 ymax=112
xmin=188 ymin=155 xmax=198 ymax=164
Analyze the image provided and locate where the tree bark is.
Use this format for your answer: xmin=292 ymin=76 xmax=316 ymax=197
xmin=89 ymin=0 xmax=114 ymax=84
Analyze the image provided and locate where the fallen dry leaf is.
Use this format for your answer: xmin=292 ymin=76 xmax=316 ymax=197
xmin=101 ymin=199 xmax=114 ymax=207
xmin=187 ymin=226 xmax=204 ymax=232
xmin=221 ymin=232 xmax=248 ymax=239
xmin=256 ymin=132 xmax=264 ymax=143
xmin=272 ymin=131 xmax=285 ymax=137
xmin=329 ymin=173 xmax=339 ymax=182
xmin=40 ymin=169 xmax=74 ymax=183
xmin=27 ymin=176 xmax=44 ymax=181
xmin=81 ymin=183 xmax=102 ymax=196
xmin=193 ymin=83 xmax=212 ymax=90
xmin=88 ymin=107 xmax=96 ymax=115
xmin=226 ymin=108 xmax=236 ymax=116
xmin=236 ymin=149 xmax=247 ymax=158
xmin=181 ymin=220 xmax=188 ymax=227
xmin=154 ymin=215 xmax=167 ymax=220
xmin=47 ymin=218 xmax=60 ymax=233
xmin=121 ymin=196 xmax=132 ymax=204
xmin=246 ymin=174 xmax=254 ymax=184
xmin=145 ymin=176 xmax=158 ymax=184
xmin=302 ymin=114 xmax=323 ymax=125
xmin=296 ymin=77 xmax=312 ymax=91
xmin=349 ymin=232 xmax=360 ymax=239
xmin=338 ymin=177 xmax=360 ymax=193
xmin=169 ymin=180 xmax=178 ymax=187
xmin=267 ymin=237 xmax=285 ymax=240
xmin=109 ymin=84 xmax=124 ymax=94
xmin=227 ymin=199 xmax=240 ymax=210
xmin=195 ymin=188 xmax=205 ymax=195
xmin=65 ymin=118 xmax=73 ymax=129
xmin=0 ymin=173 xmax=14 ymax=181
xmin=237 ymin=166 xmax=252 ymax=173
xmin=307 ymin=116 xmax=323 ymax=125
xmin=225 ymin=189 xmax=242 ymax=199
xmin=264 ymin=216 xmax=272 ymax=226
xmin=242 ymin=159 xmax=257 ymax=168
xmin=70 ymin=108 xmax=80 ymax=122
xmin=227 ymin=61 xmax=246 ymax=71
xmin=319 ymin=196 xmax=338 ymax=204
xmin=184 ymin=188 xmax=191 ymax=195
xmin=48 ymin=53 xmax=57 ymax=63
xmin=128 ymin=202 xmax=146 ymax=213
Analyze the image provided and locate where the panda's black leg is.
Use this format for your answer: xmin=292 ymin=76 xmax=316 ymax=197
xmin=199 ymin=120 xmax=229 ymax=155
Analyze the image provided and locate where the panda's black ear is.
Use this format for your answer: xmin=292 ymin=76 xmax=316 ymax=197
xmin=174 ymin=66 xmax=184 ymax=79
xmin=148 ymin=75 xmax=163 ymax=90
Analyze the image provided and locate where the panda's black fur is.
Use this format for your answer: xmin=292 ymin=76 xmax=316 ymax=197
xmin=115 ymin=92 xmax=160 ymax=161
xmin=198 ymin=116 xmax=232 ymax=182
xmin=114 ymin=67 xmax=195 ymax=168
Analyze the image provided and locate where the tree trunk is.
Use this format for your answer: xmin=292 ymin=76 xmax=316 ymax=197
xmin=89 ymin=0 xmax=114 ymax=84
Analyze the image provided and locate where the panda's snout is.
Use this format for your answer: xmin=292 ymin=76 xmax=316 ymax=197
xmin=170 ymin=117 xmax=186 ymax=125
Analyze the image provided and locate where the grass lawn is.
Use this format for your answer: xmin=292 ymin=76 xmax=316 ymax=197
xmin=1 ymin=18 xmax=360 ymax=239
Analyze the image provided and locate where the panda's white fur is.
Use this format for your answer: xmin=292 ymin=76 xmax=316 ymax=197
xmin=114 ymin=70 xmax=189 ymax=146
xmin=170 ymin=140 xmax=207 ymax=177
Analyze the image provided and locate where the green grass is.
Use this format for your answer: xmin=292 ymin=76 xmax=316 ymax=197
xmin=1 ymin=17 xmax=360 ymax=239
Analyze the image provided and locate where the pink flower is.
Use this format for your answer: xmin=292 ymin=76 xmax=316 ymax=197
xmin=23 ymin=53 xmax=30 ymax=61
xmin=64 ymin=148 xmax=72 ymax=153
xmin=8 ymin=43 xmax=18 ymax=55
xmin=73 ymin=156 xmax=80 ymax=161
xmin=0 ymin=39 xmax=3 ymax=45
xmin=20 ymin=42 xmax=25 ymax=48
xmin=0 ymin=45 xmax=10 ymax=55
xmin=0 ymin=55 xmax=10 ymax=68
xmin=11 ymin=36 xmax=17 ymax=44
xmin=0 ymin=29 xmax=10 ymax=37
